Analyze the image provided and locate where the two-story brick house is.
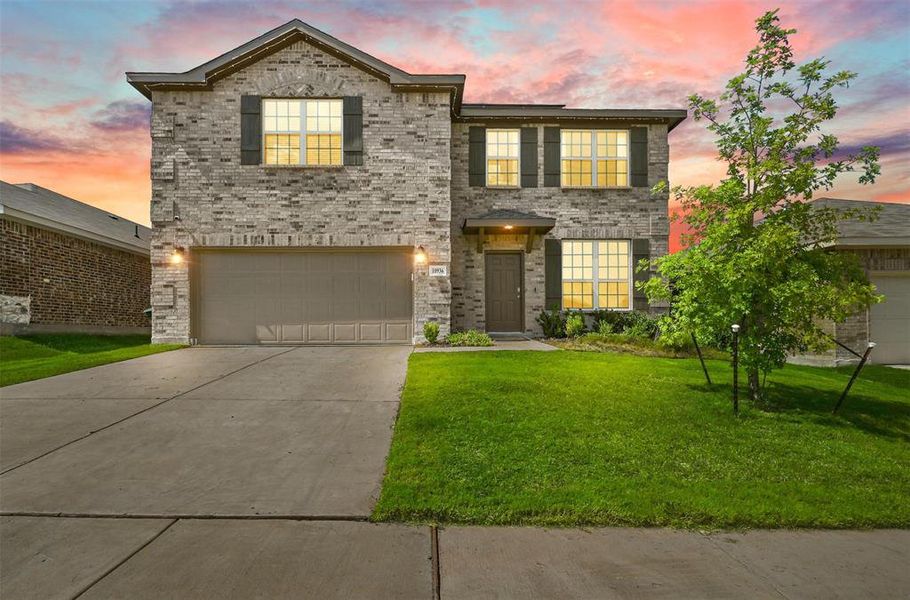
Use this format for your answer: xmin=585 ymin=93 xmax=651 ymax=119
xmin=128 ymin=20 xmax=685 ymax=345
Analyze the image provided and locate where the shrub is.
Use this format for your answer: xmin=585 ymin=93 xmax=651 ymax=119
xmin=591 ymin=310 xmax=621 ymax=334
xmin=565 ymin=313 xmax=586 ymax=338
xmin=423 ymin=321 xmax=440 ymax=344
xmin=446 ymin=329 xmax=494 ymax=347
xmin=536 ymin=306 xmax=566 ymax=338
xmin=622 ymin=312 xmax=661 ymax=339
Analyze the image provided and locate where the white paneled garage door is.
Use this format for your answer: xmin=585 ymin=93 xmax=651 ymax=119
xmin=193 ymin=250 xmax=413 ymax=345
xmin=869 ymin=273 xmax=910 ymax=364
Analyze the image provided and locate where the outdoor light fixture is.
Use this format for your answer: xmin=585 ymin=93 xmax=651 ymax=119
xmin=731 ymin=324 xmax=740 ymax=333
xmin=415 ymin=245 xmax=427 ymax=264
xmin=504 ymin=224 xmax=514 ymax=230
xmin=170 ymin=246 xmax=185 ymax=265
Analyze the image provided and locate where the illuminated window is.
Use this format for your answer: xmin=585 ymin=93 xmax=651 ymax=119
xmin=561 ymin=130 xmax=628 ymax=187
xmin=561 ymin=240 xmax=631 ymax=310
xmin=486 ymin=129 xmax=519 ymax=187
xmin=262 ymin=98 xmax=342 ymax=166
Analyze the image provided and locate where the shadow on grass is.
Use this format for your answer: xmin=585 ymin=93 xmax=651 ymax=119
xmin=15 ymin=334 xmax=152 ymax=355
xmin=761 ymin=381 xmax=910 ymax=442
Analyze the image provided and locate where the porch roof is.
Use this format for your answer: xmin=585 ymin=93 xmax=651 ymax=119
xmin=462 ymin=209 xmax=556 ymax=234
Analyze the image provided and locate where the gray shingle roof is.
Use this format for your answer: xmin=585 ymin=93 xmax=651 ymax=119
xmin=812 ymin=198 xmax=910 ymax=247
xmin=0 ymin=181 xmax=150 ymax=254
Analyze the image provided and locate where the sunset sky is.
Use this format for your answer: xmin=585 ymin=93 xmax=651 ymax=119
xmin=1 ymin=0 xmax=908 ymax=251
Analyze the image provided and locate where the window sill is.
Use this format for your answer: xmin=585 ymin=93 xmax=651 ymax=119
xmin=559 ymin=186 xmax=633 ymax=190
xmin=485 ymin=186 xmax=522 ymax=190
xmin=259 ymin=164 xmax=346 ymax=169
xmin=562 ymin=307 xmax=633 ymax=312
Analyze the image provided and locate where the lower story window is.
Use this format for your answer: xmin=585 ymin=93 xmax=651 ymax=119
xmin=562 ymin=240 xmax=631 ymax=310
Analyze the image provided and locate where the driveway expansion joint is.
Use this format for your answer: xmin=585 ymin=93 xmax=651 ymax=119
xmin=70 ymin=518 xmax=178 ymax=600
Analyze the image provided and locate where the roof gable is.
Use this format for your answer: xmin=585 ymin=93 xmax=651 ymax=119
xmin=127 ymin=20 xmax=465 ymax=109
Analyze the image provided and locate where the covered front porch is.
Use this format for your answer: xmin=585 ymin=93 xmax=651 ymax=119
xmin=459 ymin=209 xmax=556 ymax=334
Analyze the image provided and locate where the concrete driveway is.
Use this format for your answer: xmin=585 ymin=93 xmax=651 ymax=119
xmin=1 ymin=346 xmax=435 ymax=598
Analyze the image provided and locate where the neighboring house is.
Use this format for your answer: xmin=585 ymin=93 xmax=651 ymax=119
xmin=0 ymin=181 xmax=151 ymax=334
xmin=793 ymin=198 xmax=910 ymax=366
xmin=126 ymin=19 xmax=686 ymax=345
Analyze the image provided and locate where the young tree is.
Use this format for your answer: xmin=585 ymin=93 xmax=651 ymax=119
xmin=644 ymin=9 xmax=881 ymax=402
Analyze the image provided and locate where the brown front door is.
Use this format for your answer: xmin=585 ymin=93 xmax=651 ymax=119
xmin=485 ymin=252 xmax=523 ymax=332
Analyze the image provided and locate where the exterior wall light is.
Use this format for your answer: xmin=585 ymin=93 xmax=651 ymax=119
xmin=504 ymin=225 xmax=514 ymax=230
xmin=170 ymin=246 xmax=185 ymax=265
xmin=415 ymin=245 xmax=427 ymax=264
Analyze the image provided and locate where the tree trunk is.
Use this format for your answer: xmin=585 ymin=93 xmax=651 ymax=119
xmin=748 ymin=368 xmax=762 ymax=402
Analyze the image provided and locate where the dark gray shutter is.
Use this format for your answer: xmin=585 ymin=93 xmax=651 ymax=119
xmin=545 ymin=238 xmax=562 ymax=310
xmin=520 ymin=127 xmax=538 ymax=188
xmin=632 ymin=238 xmax=650 ymax=310
xmin=543 ymin=127 xmax=560 ymax=187
xmin=468 ymin=127 xmax=485 ymax=187
xmin=630 ymin=127 xmax=648 ymax=187
xmin=240 ymin=95 xmax=261 ymax=165
xmin=343 ymin=96 xmax=363 ymax=166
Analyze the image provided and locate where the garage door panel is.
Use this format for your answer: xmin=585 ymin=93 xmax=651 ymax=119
xmin=195 ymin=250 xmax=413 ymax=345
xmin=870 ymin=274 xmax=910 ymax=364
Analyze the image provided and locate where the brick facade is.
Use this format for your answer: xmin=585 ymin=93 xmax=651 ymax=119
xmin=450 ymin=123 xmax=670 ymax=335
xmin=0 ymin=217 xmax=151 ymax=329
xmin=149 ymin=40 xmax=452 ymax=344
xmin=144 ymin=34 xmax=676 ymax=344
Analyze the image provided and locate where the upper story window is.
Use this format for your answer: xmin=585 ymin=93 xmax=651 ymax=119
xmin=562 ymin=240 xmax=631 ymax=310
xmin=561 ymin=130 xmax=628 ymax=188
xmin=262 ymin=98 xmax=342 ymax=166
xmin=486 ymin=129 xmax=520 ymax=187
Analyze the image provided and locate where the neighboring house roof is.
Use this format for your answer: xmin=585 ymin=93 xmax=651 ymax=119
xmin=0 ymin=181 xmax=151 ymax=255
xmin=812 ymin=198 xmax=910 ymax=247
xmin=126 ymin=19 xmax=686 ymax=129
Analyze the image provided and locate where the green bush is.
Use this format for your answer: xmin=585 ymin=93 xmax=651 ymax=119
xmin=446 ymin=330 xmax=494 ymax=347
xmin=535 ymin=306 xmax=566 ymax=338
xmin=423 ymin=321 xmax=440 ymax=344
xmin=623 ymin=311 xmax=661 ymax=339
xmin=565 ymin=313 xmax=586 ymax=338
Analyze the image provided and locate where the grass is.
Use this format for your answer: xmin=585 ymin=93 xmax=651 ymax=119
xmin=374 ymin=350 xmax=910 ymax=529
xmin=0 ymin=334 xmax=183 ymax=387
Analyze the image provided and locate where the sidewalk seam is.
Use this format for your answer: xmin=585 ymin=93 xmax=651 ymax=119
xmin=431 ymin=525 xmax=441 ymax=600
xmin=702 ymin=533 xmax=793 ymax=600
xmin=0 ymin=347 xmax=299 ymax=476
xmin=70 ymin=518 xmax=178 ymax=599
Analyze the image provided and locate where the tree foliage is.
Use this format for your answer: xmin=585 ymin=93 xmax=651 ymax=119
xmin=643 ymin=9 xmax=881 ymax=401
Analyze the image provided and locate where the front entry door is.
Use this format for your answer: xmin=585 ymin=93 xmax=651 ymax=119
xmin=485 ymin=252 xmax=523 ymax=332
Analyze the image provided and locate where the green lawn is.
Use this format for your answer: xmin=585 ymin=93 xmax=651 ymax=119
xmin=0 ymin=334 xmax=183 ymax=387
xmin=374 ymin=351 xmax=910 ymax=529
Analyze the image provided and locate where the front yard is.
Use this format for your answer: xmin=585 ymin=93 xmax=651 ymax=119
xmin=374 ymin=351 xmax=910 ymax=529
xmin=0 ymin=334 xmax=183 ymax=387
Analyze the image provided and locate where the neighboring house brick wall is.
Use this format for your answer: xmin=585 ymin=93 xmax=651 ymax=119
xmin=450 ymin=122 xmax=670 ymax=335
xmin=0 ymin=217 xmax=151 ymax=328
xmin=149 ymin=40 xmax=452 ymax=344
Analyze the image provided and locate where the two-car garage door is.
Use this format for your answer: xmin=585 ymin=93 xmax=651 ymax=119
xmin=193 ymin=250 xmax=413 ymax=345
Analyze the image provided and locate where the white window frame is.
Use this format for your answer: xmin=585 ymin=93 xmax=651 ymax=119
xmin=561 ymin=239 xmax=633 ymax=311
xmin=261 ymin=98 xmax=343 ymax=166
xmin=560 ymin=129 xmax=629 ymax=188
xmin=485 ymin=128 xmax=521 ymax=188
